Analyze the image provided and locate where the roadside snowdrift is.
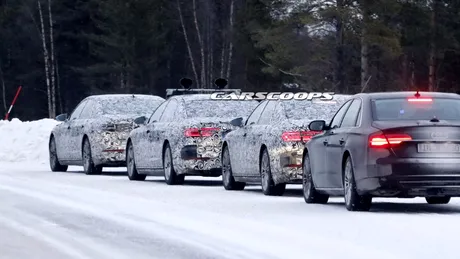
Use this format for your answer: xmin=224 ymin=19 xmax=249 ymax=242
xmin=0 ymin=118 xmax=59 ymax=164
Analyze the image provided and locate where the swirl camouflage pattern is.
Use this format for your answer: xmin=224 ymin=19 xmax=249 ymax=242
xmin=126 ymin=94 xmax=259 ymax=184
xmin=48 ymin=94 xmax=165 ymax=174
xmin=221 ymin=95 xmax=350 ymax=196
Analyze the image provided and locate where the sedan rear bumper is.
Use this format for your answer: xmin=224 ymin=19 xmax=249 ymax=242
xmin=357 ymin=158 xmax=460 ymax=197
xmin=179 ymin=145 xmax=222 ymax=176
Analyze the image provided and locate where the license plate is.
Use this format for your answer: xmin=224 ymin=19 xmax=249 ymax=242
xmin=417 ymin=143 xmax=460 ymax=153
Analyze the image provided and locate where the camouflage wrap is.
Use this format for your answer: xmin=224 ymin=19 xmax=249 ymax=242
xmin=129 ymin=94 xmax=258 ymax=176
xmin=223 ymin=96 xmax=351 ymax=185
xmin=50 ymin=94 xmax=164 ymax=167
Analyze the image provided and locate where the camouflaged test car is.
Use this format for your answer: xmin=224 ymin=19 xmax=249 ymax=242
xmin=49 ymin=94 xmax=164 ymax=174
xmin=126 ymin=91 xmax=259 ymax=185
xmin=221 ymin=97 xmax=349 ymax=196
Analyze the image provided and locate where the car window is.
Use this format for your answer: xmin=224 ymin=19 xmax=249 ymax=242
xmin=92 ymin=96 xmax=164 ymax=117
xmin=258 ymin=101 xmax=277 ymax=124
xmin=340 ymin=99 xmax=361 ymax=127
xmin=148 ymin=101 xmax=168 ymax=123
xmin=372 ymin=97 xmax=460 ymax=121
xmin=329 ymin=100 xmax=352 ymax=129
xmin=281 ymin=99 xmax=345 ymax=121
xmin=79 ymin=100 xmax=94 ymax=119
xmin=69 ymin=100 xmax=88 ymax=120
xmin=184 ymin=100 xmax=258 ymax=118
xmin=245 ymin=101 xmax=268 ymax=125
xmin=160 ymin=99 xmax=178 ymax=122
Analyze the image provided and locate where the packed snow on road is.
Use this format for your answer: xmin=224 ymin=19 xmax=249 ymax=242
xmin=1 ymin=118 xmax=460 ymax=259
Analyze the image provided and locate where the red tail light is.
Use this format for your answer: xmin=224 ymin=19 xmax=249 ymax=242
xmin=282 ymin=130 xmax=321 ymax=142
xmin=184 ymin=127 xmax=220 ymax=137
xmin=408 ymin=97 xmax=432 ymax=102
xmin=369 ymin=132 xmax=412 ymax=148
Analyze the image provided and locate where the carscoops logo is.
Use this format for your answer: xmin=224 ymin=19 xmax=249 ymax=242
xmin=210 ymin=92 xmax=335 ymax=101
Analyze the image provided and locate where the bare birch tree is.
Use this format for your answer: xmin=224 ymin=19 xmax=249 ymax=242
xmin=428 ymin=0 xmax=438 ymax=91
xmin=48 ymin=0 xmax=56 ymax=114
xmin=177 ymin=0 xmax=199 ymax=86
xmin=38 ymin=0 xmax=53 ymax=118
xmin=0 ymin=61 xmax=6 ymax=113
xmin=192 ymin=0 xmax=206 ymax=88
xmin=225 ymin=0 xmax=235 ymax=85
xmin=360 ymin=2 xmax=370 ymax=90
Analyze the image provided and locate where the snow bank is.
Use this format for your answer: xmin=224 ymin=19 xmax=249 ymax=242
xmin=0 ymin=118 xmax=59 ymax=164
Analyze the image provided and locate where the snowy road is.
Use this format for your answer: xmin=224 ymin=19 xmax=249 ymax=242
xmin=1 ymin=163 xmax=460 ymax=259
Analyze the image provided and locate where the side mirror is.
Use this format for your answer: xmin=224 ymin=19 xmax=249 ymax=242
xmin=309 ymin=120 xmax=326 ymax=131
xmin=134 ymin=116 xmax=147 ymax=125
xmin=55 ymin=113 xmax=67 ymax=122
xmin=230 ymin=117 xmax=243 ymax=127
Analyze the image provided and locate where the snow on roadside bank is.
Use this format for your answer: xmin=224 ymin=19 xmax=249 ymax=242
xmin=0 ymin=118 xmax=58 ymax=164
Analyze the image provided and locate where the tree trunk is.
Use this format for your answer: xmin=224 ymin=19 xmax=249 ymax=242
xmin=360 ymin=2 xmax=369 ymax=91
xmin=428 ymin=0 xmax=437 ymax=91
xmin=220 ymin=47 xmax=226 ymax=78
xmin=38 ymin=0 xmax=53 ymax=118
xmin=335 ymin=0 xmax=345 ymax=93
xmin=48 ymin=0 xmax=56 ymax=117
xmin=192 ymin=0 xmax=206 ymax=88
xmin=56 ymin=55 xmax=63 ymax=113
xmin=225 ymin=0 xmax=235 ymax=86
xmin=177 ymin=0 xmax=199 ymax=88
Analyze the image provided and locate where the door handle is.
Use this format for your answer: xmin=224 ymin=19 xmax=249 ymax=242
xmin=323 ymin=140 xmax=328 ymax=145
xmin=339 ymin=139 xmax=345 ymax=145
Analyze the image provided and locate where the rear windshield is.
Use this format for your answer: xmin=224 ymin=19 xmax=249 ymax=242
xmin=282 ymin=100 xmax=345 ymax=121
xmin=97 ymin=97 xmax=164 ymax=117
xmin=372 ymin=98 xmax=460 ymax=121
xmin=185 ymin=100 xmax=258 ymax=118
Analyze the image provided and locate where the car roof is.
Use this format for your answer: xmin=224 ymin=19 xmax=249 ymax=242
xmin=85 ymin=94 xmax=164 ymax=100
xmin=353 ymin=91 xmax=460 ymax=99
xmin=169 ymin=94 xmax=216 ymax=102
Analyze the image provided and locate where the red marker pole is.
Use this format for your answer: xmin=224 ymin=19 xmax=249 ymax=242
xmin=4 ymin=86 xmax=22 ymax=121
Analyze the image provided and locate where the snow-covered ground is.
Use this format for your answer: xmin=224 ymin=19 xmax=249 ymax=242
xmin=1 ymin=118 xmax=460 ymax=259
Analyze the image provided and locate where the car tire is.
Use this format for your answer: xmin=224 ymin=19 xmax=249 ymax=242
xmin=163 ymin=144 xmax=184 ymax=185
xmin=83 ymin=138 xmax=102 ymax=175
xmin=343 ymin=156 xmax=372 ymax=211
xmin=222 ymin=146 xmax=245 ymax=191
xmin=127 ymin=142 xmax=146 ymax=181
xmin=49 ymin=137 xmax=68 ymax=172
xmin=426 ymin=197 xmax=451 ymax=204
xmin=302 ymin=152 xmax=328 ymax=204
xmin=260 ymin=149 xmax=286 ymax=196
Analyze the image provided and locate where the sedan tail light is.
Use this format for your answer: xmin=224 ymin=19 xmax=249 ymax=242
xmin=282 ymin=130 xmax=321 ymax=142
xmin=369 ymin=132 xmax=412 ymax=148
xmin=184 ymin=127 xmax=220 ymax=137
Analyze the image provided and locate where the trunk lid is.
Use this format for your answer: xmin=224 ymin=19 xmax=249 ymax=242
xmin=371 ymin=120 xmax=460 ymax=158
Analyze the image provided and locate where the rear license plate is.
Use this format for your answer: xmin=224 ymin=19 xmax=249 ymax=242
xmin=417 ymin=143 xmax=460 ymax=153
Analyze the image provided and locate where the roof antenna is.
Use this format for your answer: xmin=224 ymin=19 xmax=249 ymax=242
xmin=414 ymin=90 xmax=420 ymax=98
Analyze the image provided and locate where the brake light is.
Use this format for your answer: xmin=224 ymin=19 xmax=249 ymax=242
xmin=369 ymin=132 xmax=412 ymax=148
xmin=408 ymin=97 xmax=432 ymax=102
xmin=184 ymin=127 xmax=219 ymax=137
xmin=282 ymin=131 xmax=321 ymax=142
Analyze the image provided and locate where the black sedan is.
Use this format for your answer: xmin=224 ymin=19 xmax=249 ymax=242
xmin=303 ymin=91 xmax=460 ymax=211
xmin=221 ymin=98 xmax=345 ymax=196
xmin=126 ymin=94 xmax=258 ymax=184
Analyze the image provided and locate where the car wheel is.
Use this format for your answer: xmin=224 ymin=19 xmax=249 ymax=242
xmin=260 ymin=149 xmax=285 ymax=196
xmin=303 ymin=152 xmax=328 ymax=204
xmin=343 ymin=156 xmax=371 ymax=211
xmin=83 ymin=139 xmax=102 ymax=175
xmin=49 ymin=137 xmax=68 ymax=172
xmin=426 ymin=197 xmax=451 ymax=204
xmin=163 ymin=144 xmax=184 ymax=185
xmin=222 ymin=146 xmax=245 ymax=190
xmin=127 ymin=142 xmax=146 ymax=181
